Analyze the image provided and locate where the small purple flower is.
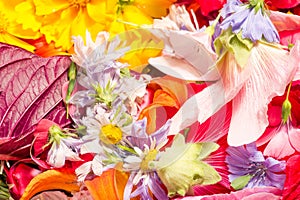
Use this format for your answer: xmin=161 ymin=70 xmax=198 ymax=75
xmin=126 ymin=118 xmax=171 ymax=150
xmin=226 ymin=142 xmax=286 ymax=189
xmin=220 ymin=0 xmax=280 ymax=43
xmin=122 ymin=118 xmax=171 ymax=200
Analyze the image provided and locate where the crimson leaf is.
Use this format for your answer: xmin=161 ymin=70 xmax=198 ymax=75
xmin=0 ymin=43 xmax=72 ymax=159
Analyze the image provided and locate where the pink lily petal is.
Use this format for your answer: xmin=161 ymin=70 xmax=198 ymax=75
xmin=168 ymin=51 xmax=250 ymax=136
xmin=288 ymin=126 xmax=300 ymax=152
xmin=149 ymin=56 xmax=205 ymax=81
xmin=169 ymin=31 xmax=217 ymax=74
xmin=228 ymin=42 xmax=298 ymax=146
xmin=256 ymin=127 xmax=277 ymax=147
xmin=149 ymin=31 xmax=219 ymax=81
xmin=263 ymin=125 xmax=295 ymax=159
xmin=169 ymin=41 xmax=300 ymax=146
xmin=270 ymin=11 xmax=300 ymax=32
xmin=291 ymin=41 xmax=300 ymax=81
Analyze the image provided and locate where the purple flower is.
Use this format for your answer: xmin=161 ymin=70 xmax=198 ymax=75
xmin=122 ymin=118 xmax=171 ymax=200
xmin=220 ymin=0 xmax=280 ymax=43
xmin=226 ymin=143 xmax=286 ymax=189
xmin=126 ymin=118 xmax=171 ymax=150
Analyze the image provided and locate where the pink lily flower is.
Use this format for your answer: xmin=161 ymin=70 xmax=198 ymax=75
xmin=149 ymin=5 xmax=300 ymax=146
xmin=151 ymin=34 xmax=300 ymax=146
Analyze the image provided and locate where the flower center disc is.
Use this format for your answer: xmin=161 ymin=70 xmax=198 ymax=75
xmin=100 ymin=124 xmax=123 ymax=144
xmin=140 ymin=149 xmax=158 ymax=171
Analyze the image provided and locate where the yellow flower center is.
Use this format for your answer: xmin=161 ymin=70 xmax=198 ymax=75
xmin=100 ymin=124 xmax=123 ymax=144
xmin=0 ymin=13 xmax=9 ymax=33
xmin=68 ymin=0 xmax=90 ymax=7
xmin=140 ymin=149 xmax=158 ymax=171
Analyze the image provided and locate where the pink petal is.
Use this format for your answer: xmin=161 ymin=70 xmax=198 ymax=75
xmin=169 ymin=51 xmax=250 ymax=135
xmin=148 ymin=56 xmax=206 ymax=81
xmin=149 ymin=31 xmax=219 ymax=81
xmin=288 ymin=126 xmax=300 ymax=152
xmin=228 ymin=42 xmax=299 ymax=146
xmin=175 ymin=187 xmax=282 ymax=200
xmin=263 ymin=125 xmax=295 ymax=159
xmin=256 ymin=127 xmax=277 ymax=147
xmin=292 ymin=42 xmax=300 ymax=81
xmin=270 ymin=11 xmax=300 ymax=32
xmin=169 ymin=31 xmax=216 ymax=73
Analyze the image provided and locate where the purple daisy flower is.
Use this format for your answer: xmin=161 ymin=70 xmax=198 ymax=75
xmin=226 ymin=142 xmax=286 ymax=189
xmin=220 ymin=0 xmax=280 ymax=43
xmin=122 ymin=118 xmax=171 ymax=200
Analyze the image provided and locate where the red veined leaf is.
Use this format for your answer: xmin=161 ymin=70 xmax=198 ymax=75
xmin=0 ymin=43 xmax=72 ymax=160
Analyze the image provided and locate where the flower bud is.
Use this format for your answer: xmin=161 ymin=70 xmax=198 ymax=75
xmin=281 ymin=99 xmax=292 ymax=123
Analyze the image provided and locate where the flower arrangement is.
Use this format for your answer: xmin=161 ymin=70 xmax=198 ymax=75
xmin=1 ymin=0 xmax=300 ymax=200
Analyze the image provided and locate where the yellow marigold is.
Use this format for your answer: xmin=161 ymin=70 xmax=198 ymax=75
xmin=16 ymin=0 xmax=175 ymax=52
xmin=0 ymin=0 xmax=41 ymax=52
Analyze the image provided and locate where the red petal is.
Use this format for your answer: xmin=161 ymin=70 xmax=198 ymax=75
xmin=268 ymin=0 xmax=300 ymax=9
xmin=283 ymin=155 xmax=300 ymax=199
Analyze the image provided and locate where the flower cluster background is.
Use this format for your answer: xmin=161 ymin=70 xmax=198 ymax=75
xmin=1 ymin=0 xmax=300 ymax=199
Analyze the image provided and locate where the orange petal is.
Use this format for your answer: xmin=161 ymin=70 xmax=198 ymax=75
xmin=152 ymin=76 xmax=188 ymax=106
xmin=85 ymin=168 xmax=132 ymax=200
xmin=20 ymin=170 xmax=80 ymax=200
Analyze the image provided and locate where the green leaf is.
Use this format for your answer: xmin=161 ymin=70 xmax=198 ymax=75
xmin=156 ymin=134 xmax=221 ymax=197
xmin=231 ymin=174 xmax=253 ymax=190
xmin=214 ymin=29 xmax=254 ymax=68
xmin=0 ymin=174 xmax=11 ymax=199
xmin=198 ymin=142 xmax=219 ymax=160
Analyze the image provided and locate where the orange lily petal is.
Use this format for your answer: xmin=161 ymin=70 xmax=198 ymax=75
xmin=20 ymin=170 xmax=80 ymax=200
xmin=85 ymin=168 xmax=132 ymax=200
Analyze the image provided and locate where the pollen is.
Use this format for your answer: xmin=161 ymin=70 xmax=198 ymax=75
xmin=100 ymin=124 xmax=123 ymax=144
xmin=140 ymin=149 xmax=158 ymax=171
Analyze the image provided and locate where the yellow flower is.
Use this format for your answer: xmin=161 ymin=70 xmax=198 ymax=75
xmin=0 ymin=0 xmax=40 ymax=52
xmin=15 ymin=0 xmax=175 ymax=52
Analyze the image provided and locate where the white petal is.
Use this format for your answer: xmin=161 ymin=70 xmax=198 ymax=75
xmin=92 ymin=155 xmax=103 ymax=176
xmin=47 ymin=142 xmax=65 ymax=168
xmin=75 ymin=161 xmax=92 ymax=182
